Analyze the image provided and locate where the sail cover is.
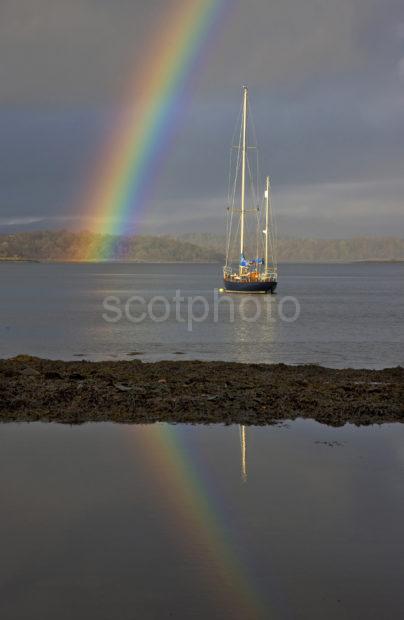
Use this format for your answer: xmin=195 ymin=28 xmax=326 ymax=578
xmin=250 ymin=258 xmax=264 ymax=264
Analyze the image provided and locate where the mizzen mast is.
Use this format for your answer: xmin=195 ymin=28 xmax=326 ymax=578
xmin=239 ymin=85 xmax=248 ymax=274
xmin=264 ymin=176 xmax=270 ymax=276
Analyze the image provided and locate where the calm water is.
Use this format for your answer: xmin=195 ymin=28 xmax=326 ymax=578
xmin=1 ymin=421 xmax=404 ymax=619
xmin=1 ymin=262 xmax=404 ymax=618
xmin=0 ymin=261 xmax=403 ymax=367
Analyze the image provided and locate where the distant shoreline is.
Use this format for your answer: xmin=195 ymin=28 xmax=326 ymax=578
xmin=1 ymin=357 xmax=403 ymax=426
xmin=1 ymin=257 xmax=403 ymax=265
xmin=0 ymin=258 xmax=40 ymax=263
xmin=1 ymin=231 xmax=403 ymax=263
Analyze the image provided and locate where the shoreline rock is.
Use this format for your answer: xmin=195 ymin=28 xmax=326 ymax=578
xmin=0 ymin=356 xmax=403 ymax=426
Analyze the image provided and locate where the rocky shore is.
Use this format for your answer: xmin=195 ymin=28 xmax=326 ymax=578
xmin=1 ymin=356 xmax=403 ymax=426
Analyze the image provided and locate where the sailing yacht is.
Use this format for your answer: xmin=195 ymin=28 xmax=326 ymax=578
xmin=223 ymin=86 xmax=278 ymax=293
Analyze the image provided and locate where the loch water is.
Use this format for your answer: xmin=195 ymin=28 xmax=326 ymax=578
xmin=1 ymin=261 xmax=403 ymax=619
xmin=0 ymin=261 xmax=403 ymax=368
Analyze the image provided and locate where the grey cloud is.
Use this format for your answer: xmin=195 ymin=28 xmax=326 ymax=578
xmin=1 ymin=0 xmax=403 ymax=103
xmin=0 ymin=0 xmax=403 ymax=238
xmin=0 ymin=0 xmax=159 ymax=104
xmin=273 ymin=179 xmax=404 ymax=237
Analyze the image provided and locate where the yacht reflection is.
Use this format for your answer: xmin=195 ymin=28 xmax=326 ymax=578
xmin=239 ymin=425 xmax=247 ymax=482
xmin=228 ymin=292 xmax=279 ymax=364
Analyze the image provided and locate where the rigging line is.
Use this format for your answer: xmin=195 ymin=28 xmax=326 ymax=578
xmin=267 ymin=182 xmax=277 ymax=269
xmin=233 ymin=108 xmax=243 ymax=202
xmin=258 ymin=191 xmax=264 ymax=260
xmin=225 ymin=205 xmax=230 ymax=267
xmin=256 ymin=200 xmax=265 ymax=262
xmin=226 ymin=155 xmax=240 ymax=264
xmin=230 ymin=100 xmax=243 ymax=149
xmin=227 ymin=112 xmax=243 ymax=265
xmin=226 ymin=101 xmax=242 ymax=267
xmin=227 ymin=149 xmax=232 ymax=207
xmin=228 ymin=100 xmax=243 ymax=205
xmin=240 ymin=157 xmax=263 ymax=258
xmin=229 ymin=214 xmax=241 ymax=265
xmin=249 ymin=100 xmax=258 ymax=148
xmin=228 ymin=171 xmax=239 ymax=265
xmin=245 ymin=154 xmax=260 ymax=262
xmin=246 ymin=154 xmax=258 ymax=216
xmin=247 ymin=150 xmax=265 ymax=262
xmin=271 ymin=187 xmax=278 ymax=269
xmin=249 ymin=102 xmax=260 ymax=203
xmin=256 ymin=146 xmax=260 ymax=213
xmin=249 ymin=143 xmax=263 ymax=263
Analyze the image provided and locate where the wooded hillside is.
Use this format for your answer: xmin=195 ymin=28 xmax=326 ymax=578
xmin=0 ymin=231 xmax=223 ymax=262
xmin=1 ymin=230 xmax=403 ymax=262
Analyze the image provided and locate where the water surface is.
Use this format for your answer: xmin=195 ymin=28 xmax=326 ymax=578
xmin=1 ymin=261 xmax=403 ymax=367
xmin=0 ymin=420 xmax=403 ymax=619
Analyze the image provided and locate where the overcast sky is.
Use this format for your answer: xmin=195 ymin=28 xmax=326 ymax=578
xmin=0 ymin=0 xmax=403 ymax=237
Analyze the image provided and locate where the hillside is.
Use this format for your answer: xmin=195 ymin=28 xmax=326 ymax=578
xmin=177 ymin=233 xmax=404 ymax=262
xmin=0 ymin=231 xmax=224 ymax=262
xmin=0 ymin=230 xmax=403 ymax=262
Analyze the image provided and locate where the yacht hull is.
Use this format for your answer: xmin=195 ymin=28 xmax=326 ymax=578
xmin=223 ymin=279 xmax=277 ymax=294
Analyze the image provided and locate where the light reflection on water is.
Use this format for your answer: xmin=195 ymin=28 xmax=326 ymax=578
xmin=0 ymin=261 xmax=403 ymax=367
xmin=1 ymin=420 xmax=404 ymax=619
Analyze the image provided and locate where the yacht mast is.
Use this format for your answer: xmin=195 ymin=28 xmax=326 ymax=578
xmin=240 ymin=86 xmax=248 ymax=273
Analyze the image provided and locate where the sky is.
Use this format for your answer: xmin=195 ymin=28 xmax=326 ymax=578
xmin=0 ymin=0 xmax=403 ymax=238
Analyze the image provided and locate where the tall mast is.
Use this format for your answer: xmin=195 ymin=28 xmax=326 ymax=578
xmin=240 ymin=86 xmax=248 ymax=272
xmin=265 ymin=176 xmax=270 ymax=275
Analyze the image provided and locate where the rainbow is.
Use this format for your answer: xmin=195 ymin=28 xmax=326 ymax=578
xmin=75 ymin=0 xmax=271 ymax=612
xmin=130 ymin=424 xmax=272 ymax=619
xmin=78 ymin=0 xmax=230 ymax=260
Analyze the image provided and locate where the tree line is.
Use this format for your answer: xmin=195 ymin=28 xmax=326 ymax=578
xmin=176 ymin=233 xmax=404 ymax=262
xmin=0 ymin=230 xmax=223 ymax=262
xmin=0 ymin=230 xmax=403 ymax=262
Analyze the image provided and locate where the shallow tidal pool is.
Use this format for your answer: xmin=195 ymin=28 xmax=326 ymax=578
xmin=0 ymin=420 xmax=403 ymax=619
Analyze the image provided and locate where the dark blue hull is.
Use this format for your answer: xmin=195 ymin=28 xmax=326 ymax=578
xmin=223 ymin=279 xmax=277 ymax=293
